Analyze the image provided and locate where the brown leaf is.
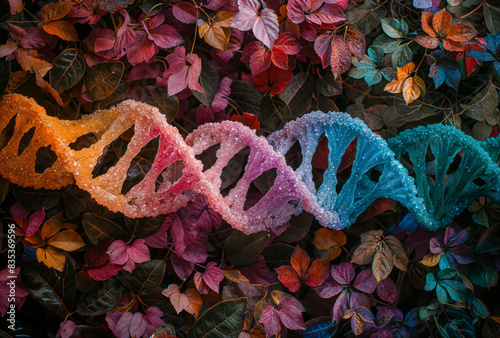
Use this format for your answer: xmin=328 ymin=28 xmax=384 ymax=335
xmin=360 ymin=230 xmax=383 ymax=244
xmin=37 ymin=1 xmax=73 ymax=22
xmin=16 ymin=49 xmax=51 ymax=77
xmin=290 ymin=245 xmax=310 ymax=277
xmin=402 ymin=77 xmax=421 ymax=105
xmin=351 ymin=242 xmax=377 ymax=265
xmin=384 ymin=235 xmax=408 ymax=272
xmin=163 ymin=284 xmax=203 ymax=316
xmin=42 ymin=20 xmax=78 ymax=41
xmin=198 ymin=11 xmax=235 ymax=51
xmin=36 ymin=246 xmax=66 ymax=271
xmin=420 ymin=252 xmax=443 ymax=267
xmin=329 ymin=35 xmax=351 ymax=77
xmin=48 ymin=230 xmax=86 ymax=251
xmin=41 ymin=214 xmax=63 ymax=240
xmin=372 ymin=246 xmax=393 ymax=282
xmin=312 ymin=228 xmax=346 ymax=250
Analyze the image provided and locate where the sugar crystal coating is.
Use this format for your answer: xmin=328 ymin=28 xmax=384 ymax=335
xmin=0 ymin=94 xmax=499 ymax=233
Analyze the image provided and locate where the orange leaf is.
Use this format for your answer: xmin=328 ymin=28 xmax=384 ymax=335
xmin=162 ymin=284 xmax=203 ymax=316
xmin=41 ymin=214 xmax=63 ymax=240
xmin=222 ymin=270 xmax=250 ymax=284
xmin=312 ymin=228 xmax=346 ymax=251
xmin=446 ymin=23 xmax=477 ymax=42
xmin=37 ymin=1 xmax=73 ymax=22
xmin=304 ymin=258 xmax=329 ymax=287
xmin=16 ymin=48 xmax=52 ymax=77
xmin=397 ymin=62 xmax=415 ymax=80
xmin=198 ymin=11 xmax=235 ymax=51
xmin=361 ymin=198 xmax=397 ymax=222
xmin=47 ymin=230 xmax=86 ymax=251
xmin=36 ymin=246 xmax=66 ymax=271
xmin=290 ymin=245 xmax=310 ymax=277
xmin=431 ymin=8 xmax=452 ymax=34
xmin=420 ymin=12 xmax=435 ymax=37
xmin=319 ymin=246 xmax=342 ymax=261
xmin=402 ymin=77 xmax=421 ymax=105
xmin=42 ymin=20 xmax=78 ymax=41
xmin=421 ymin=252 xmax=443 ymax=267
xmin=383 ymin=78 xmax=405 ymax=94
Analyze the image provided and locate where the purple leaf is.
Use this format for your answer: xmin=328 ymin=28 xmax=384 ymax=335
xmin=330 ymin=262 xmax=355 ymax=285
xmin=353 ymin=270 xmax=377 ymax=293
xmin=376 ymin=278 xmax=398 ymax=303
xmin=332 ymin=290 xmax=350 ymax=321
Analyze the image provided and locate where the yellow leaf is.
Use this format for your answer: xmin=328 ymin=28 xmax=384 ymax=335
xmin=37 ymin=246 xmax=66 ymax=271
xmin=48 ymin=230 xmax=85 ymax=251
xmin=421 ymin=252 xmax=443 ymax=267
xmin=163 ymin=284 xmax=203 ymax=316
xmin=42 ymin=20 xmax=78 ymax=41
xmin=213 ymin=11 xmax=236 ymax=28
xmin=384 ymin=235 xmax=408 ymax=272
xmin=6 ymin=71 xmax=31 ymax=93
xmin=313 ymin=228 xmax=346 ymax=250
xmin=41 ymin=214 xmax=63 ymax=240
xmin=23 ymin=232 xmax=43 ymax=248
xmin=372 ymin=246 xmax=394 ymax=282
xmin=402 ymin=77 xmax=421 ymax=105
xmin=198 ymin=11 xmax=235 ymax=50
xmin=37 ymin=1 xmax=73 ymax=22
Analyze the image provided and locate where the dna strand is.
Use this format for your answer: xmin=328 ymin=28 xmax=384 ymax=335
xmin=0 ymin=94 xmax=499 ymax=233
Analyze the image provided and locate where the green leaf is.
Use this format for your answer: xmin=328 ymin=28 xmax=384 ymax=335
xmin=484 ymin=2 xmax=500 ymax=34
xmin=0 ymin=59 xmax=10 ymax=96
xmin=187 ymin=298 xmax=248 ymax=338
xmin=13 ymin=186 xmax=62 ymax=210
xmin=62 ymin=186 xmax=87 ymax=220
xmin=381 ymin=18 xmax=404 ymax=39
xmin=21 ymin=260 xmax=76 ymax=316
xmin=472 ymin=121 xmax=492 ymax=141
xmin=225 ymin=230 xmax=268 ymax=266
xmin=74 ymin=280 xmax=122 ymax=316
xmin=128 ymin=260 xmax=166 ymax=295
xmin=392 ymin=44 xmax=413 ymax=67
xmin=124 ymin=215 xmax=165 ymax=239
xmin=280 ymin=72 xmax=314 ymax=118
xmin=85 ymin=62 xmax=124 ymax=101
xmin=192 ymin=62 xmax=219 ymax=106
xmin=49 ymin=49 xmax=85 ymax=91
xmin=260 ymin=94 xmax=292 ymax=131
xmin=92 ymin=81 xmax=129 ymax=111
xmin=345 ymin=3 xmax=387 ymax=35
xmin=464 ymin=84 xmax=499 ymax=121
xmin=383 ymin=99 xmax=437 ymax=127
xmin=262 ymin=243 xmax=295 ymax=269
xmin=142 ymin=86 xmax=179 ymax=123
xmin=229 ymin=80 xmax=262 ymax=117
xmin=82 ymin=213 xmax=130 ymax=245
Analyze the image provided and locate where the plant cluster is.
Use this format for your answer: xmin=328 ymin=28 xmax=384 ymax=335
xmin=0 ymin=0 xmax=500 ymax=337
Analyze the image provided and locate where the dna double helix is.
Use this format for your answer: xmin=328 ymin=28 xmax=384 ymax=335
xmin=0 ymin=94 xmax=498 ymax=234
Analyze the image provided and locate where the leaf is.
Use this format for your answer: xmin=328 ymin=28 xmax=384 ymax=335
xmin=222 ymin=270 xmax=250 ymax=284
xmin=225 ymin=230 xmax=269 ymax=266
xmin=198 ymin=11 xmax=235 ymax=51
xmin=279 ymin=72 xmax=314 ymax=118
xmin=346 ymin=4 xmax=387 ymax=36
xmin=21 ymin=260 xmax=75 ymax=316
xmin=0 ymin=59 xmax=10 ymax=96
xmin=314 ymin=34 xmax=352 ymax=77
xmin=312 ymin=228 xmax=346 ymax=251
xmin=229 ymin=80 xmax=262 ymax=117
xmin=49 ymin=49 xmax=85 ymax=91
xmin=124 ymin=215 xmax=165 ymax=240
xmin=75 ymin=280 xmax=122 ymax=316
xmin=253 ymin=66 xmax=293 ymax=96
xmin=37 ymin=1 xmax=72 ymax=22
xmin=187 ymin=298 xmax=248 ymax=338
xmin=315 ymin=73 xmax=342 ymax=97
xmin=173 ymin=2 xmax=197 ymax=24
xmin=128 ymin=260 xmax=166 ymax=295
xmin=484 ymin=2 xmax=500 ymax=34
xmin=48 ymin=230 xmax=85 ymax=251
xmin=96 ymin=0 xmax=133 ymax=12
xmin=163 ymin=284 xmax=203 ymax=316
xmin=464 ymin=84 xmax=499 ymax=121
xmin=82 ymin=213 xmax=130 ymax=245
xmin=345 ymin=27 xmax=366 ymax=60
xmin=262 ymin=243 xmax=295 ymax=269
xmin=42 ymin=20 xmax=78 ymax=41
xmin=142 ymin=86 xmax=179 ymax=123
xmin=92 ymin=81 xmax=129 ymax=111
xmin=192 ymin=62 xmax=219 ymax=106
xmin=260 ymin=94 xmax=292 ymax=131
xmin=85 ymin=62 xmax=124 ymax=101
xmin=381 ymin=18 xmax=405 ymax=39
xmin=300 ymin=317 xmax=338 ymax=338
xmin=13 ymin=186 xmax=62 ymax=210
xmin=230 ymin=0 xmax=278 ymax=48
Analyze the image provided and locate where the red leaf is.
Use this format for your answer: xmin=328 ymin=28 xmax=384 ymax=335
xmin=231 ymin=0 xmax=279 ymax=48
xmin=194 ymin=262 xmax=224 ymax=294
xmin=311 ymin=135 xmax=329 ymax=170
xmin=127 ymin=30 xmax=156 ymax=66
xmin=276 ymin=265 xmax=302 ymax=292
xmin=314 ymin=33 xmax=352 ymax=77
xmin=304 ymin=259 xmax=330 ymax=287
xmin=361 ymin=198 xmax=397 ymax=222
xmin=160 ymin=46 xmax=203 ymax=95
xmin=345 ymin=27 xmax=365 ymax=60
xmin=172 ymin=2 xmax=197 ymax=24
xmin=170 ymin=253 xmax=194 ymax=281
xmin=274 ymin=32 xmax=302 ymax=56
xmin=242 ymin=41 xmax=272 ymax=76
xmin=252 ymin=65 xmax=293 ymax=95
xmin=287 ymin=0 xmax=345 ymax=25
xmin=230 ymin=112 xmax=261 ymax=130
xmin=143 ymin=13 xmax=184 ymax=49
xmin=277 ymin=298 xmax=306 ymax=330
xmin=290 ymin=245 xmax=310 ymax=277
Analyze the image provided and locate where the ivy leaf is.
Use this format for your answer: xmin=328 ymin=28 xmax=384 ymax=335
xmin=253 ymin=66 xmax=293 ymax=96
xmin=159 ymin=46 xmax=204 ymax=96
xmin=198 ymin=11 xmax=235 ymax=51
xmin=230 ymin=0 xmax=279 ymax=48
xmin=314 ymin=34 xmax=351 ymax=77
xmin=187 ymin=298 xmax=248 ymax=338
xmin=463 ymin=83 xmax=499 ymax=121
xmin=37 ymin=1 xmax=72 ymax=22
xmin=300 ymin=317 xmax=338 ymax=337
xmin=173 ymin=2 xmax=197 ymax=24
xmin=163 ymin=284 xmax=203 ymax=316
xmin=287 ymin=0 xmax=346 ymax=25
